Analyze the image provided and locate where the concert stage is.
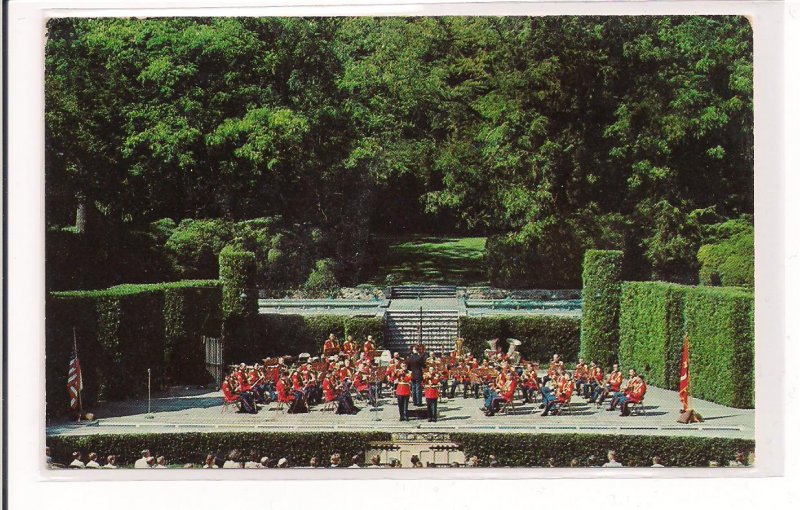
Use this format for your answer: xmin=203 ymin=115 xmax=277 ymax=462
xmin=47 ymin=385 xmax=753 ymax=440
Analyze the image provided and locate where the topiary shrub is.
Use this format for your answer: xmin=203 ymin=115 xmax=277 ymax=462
xmin=684 ymin=286 xmax=754 ymax=408
xmin=302 ymin=258 xmax=340 ymax=298
xmin=460 ymin=315 xmax=581 ymax=363
xmin=698 ymin=225 xmax=754 ymax=287
xmin=618 ymin=281 xmax=688 ymax=389
xmin=219 ymin=246 xmax=257 ymax=320
xmin=579 ymin=250 xmax=623 ymax=368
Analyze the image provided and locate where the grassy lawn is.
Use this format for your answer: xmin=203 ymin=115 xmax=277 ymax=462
xmin=368 ymin=235 xmax=487 ymax=286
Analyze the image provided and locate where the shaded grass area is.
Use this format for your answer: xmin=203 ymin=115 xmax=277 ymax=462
xmin=367 ymin=235 xmax=487 ymax=286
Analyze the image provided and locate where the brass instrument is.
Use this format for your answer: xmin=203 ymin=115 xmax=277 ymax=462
xmin=454 ymin=337 xmax=465 ymax=360
xmin=507 ymin=338 xmax=522 ymax=366
xmin=485 ymin=338 xmax=499 ymax=359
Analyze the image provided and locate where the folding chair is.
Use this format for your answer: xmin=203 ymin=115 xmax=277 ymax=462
xmin=629 ymin=398 xmax=646 ymax=416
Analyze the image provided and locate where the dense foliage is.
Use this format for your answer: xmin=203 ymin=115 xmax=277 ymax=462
xmin=46 ymin=281 xmax=221 ymax=417
xmin=697 ymin=218 xmax=754 ymax=287
xmin=618 ymin=281 xmax=688 ymax=389
xmin=684 ymin=286 xmax=754 ymax=408
xmin=579 ymin=250 xmax=623 ymax=368
xmin=453 ymin=433 xmax=754 ymax=467
xmin=47 ymin=431 xmax=753 ymax=468
xmin=459 ymin=315 xmax=581 ymax=362
xmin=47 ymin=432 xmax=390 ymax=467
xmin=45 ymin=16 xmax=753 ymax=289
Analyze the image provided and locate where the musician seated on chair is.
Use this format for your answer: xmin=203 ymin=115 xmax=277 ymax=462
xmin=541 ymin=372 xmax=573 ymax=416
xmin=609 ymin=372 xmax=646 ymax=416
xmin=520 ymin=362 xmax=540 ymax=403
xmin=592 ymin=363 xmax=622 ymax=404
xmin=485 ymin=375 xmax=517 ymax=416
xmin=222 ymin=375 xmax=257 ymax=414
xmin=585 ymin=361 xmax=603 ymax=400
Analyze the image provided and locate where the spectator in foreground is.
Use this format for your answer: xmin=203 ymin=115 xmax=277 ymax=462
xmin=468 ymin=456 xmax=479 ymax=468
xmin=155 ymin=456 xmax=167 ymax=468
xmin=602 ymin=450 xmax=623 ymax=467
xmin=586 ymin=455 xmax=598 ymax=467
xmin=651 ymin=456 xmax=664 ymax=467
xmin=546 ymin=458 xmax=556 ymax=468
xmin=69 ymin=451 xmax=85 ymax=469
xmin=260 ymin=456 xmax=270 ymax=468
xmin=223 ymin=449 xmax=241 ymax=468
xmin=203 ymin=454 xmax=218 ymax=469
xmin=570 ymin=458 xmax=579 ymax=467
xmin=729 ymin=451 xmax=747 ymax=467
xmin=330 ymin=453 xmax=342 ymax=468
xmin=104 ymin=455 xmax=119 ymax=469
xmin=348 ymin=454 xmax=362 ymax=468
xmin=277 ymin=458 xmax=289 ymax=468
xmin=85 ymin=452 xmax=101 ymax=469
xmin=367 ymin=455 xmax=382 ymax=468
xmin=244 ymin=450 xmax=261 ymax=469
xmin=134 ymin=449 xmax=151 ymax=469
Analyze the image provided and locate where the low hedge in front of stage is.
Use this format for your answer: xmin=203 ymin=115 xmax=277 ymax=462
xmin=47 ymin=432 xmax=754 ymax=468
xmin=684 ymin=286 xmax=754 ymax=408
xmin=459 ymin=315 xmax=581 ymax=362
xmin=47 ymin=432 xmax=391 ymax=467
xmin=252 ymin=314 xmax=385 ymax=361
xmin=47 ymin=280 xmax=222 ymax=417
xmin=452 ymin=433 xmax=755 ymax=467
xmin=618 ymin=281 xmax=688 ymax=390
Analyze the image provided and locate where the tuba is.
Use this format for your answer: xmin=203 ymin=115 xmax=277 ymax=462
xmin=454 ymin=338 xmax=465 ymax=360
xmin=485 ymin=338 xmax=499 ymax=360
xmin=507 ymin=338 xmax=522 ymax=366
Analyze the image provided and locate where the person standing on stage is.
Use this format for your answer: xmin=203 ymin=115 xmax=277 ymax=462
xmin=423 ymin=366 xmax=441 ymax=422
xmin=405 ymin=345 xmax=425 ymax=406
xmin=395 ymin=366 xmax=411 ymax=421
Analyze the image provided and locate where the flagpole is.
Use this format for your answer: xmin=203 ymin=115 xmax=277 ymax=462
xmin=74 ymin=327 xmax=82 ymax=422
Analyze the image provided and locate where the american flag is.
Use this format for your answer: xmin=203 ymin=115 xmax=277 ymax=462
xmin=67 ymin=350 xmax=83 ymax=410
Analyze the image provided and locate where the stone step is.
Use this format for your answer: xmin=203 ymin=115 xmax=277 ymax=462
xmin=390 ymin=285 xmax=458 ymax=299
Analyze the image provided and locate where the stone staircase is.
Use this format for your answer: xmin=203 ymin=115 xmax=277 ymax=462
xmin=390 ymin=285 xmax=458 ymax=299
xmin=384 ymin=309 xmax=459 ymax=355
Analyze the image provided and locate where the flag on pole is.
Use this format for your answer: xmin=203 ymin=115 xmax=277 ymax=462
xmin=67 ymin=350 xmax=83 ymax=410
xmin=679 ymin=334 xmax=690 ymax=411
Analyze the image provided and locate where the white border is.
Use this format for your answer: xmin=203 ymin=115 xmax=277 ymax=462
xmin=6 ymin=0 xmax=795 ymax=507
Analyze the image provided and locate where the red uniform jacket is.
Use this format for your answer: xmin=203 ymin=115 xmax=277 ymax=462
xmin=424 ymin=377 xmax=440 ymax=399
xmin=395 ymin=375 xmax=411 ymax=397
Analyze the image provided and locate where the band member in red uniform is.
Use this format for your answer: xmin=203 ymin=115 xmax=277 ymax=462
xmin=486 ymin=373 xmax=517 ymax=416
xmin=395 ymin=367 xmax=412 ymax=421
xmin=586 ymin=361 xmax=603 ymax=399
xmin=363 ymin=335 xmax=376 ymax=361
xmin=342 ymin=335 xmax=357 ymax=358
xmin=323 ymin=334 xmax=340 ymax=357
xmin=593 ymin=364 xmax=622 ymax=404
xmin=423 ymin=367 xmax=441 ymax=422
xmin=618 ymin=375 xmax=647 ymax=416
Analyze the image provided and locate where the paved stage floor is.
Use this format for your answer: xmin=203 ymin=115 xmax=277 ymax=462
xmin=47 ymin=384 xmax=753 ymax=439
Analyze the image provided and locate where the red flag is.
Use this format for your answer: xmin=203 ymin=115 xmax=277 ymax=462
xmin=67 ymin=350 xmax=83 ymax=410
xmin=679 ymin=334 xmax=690 ymax=411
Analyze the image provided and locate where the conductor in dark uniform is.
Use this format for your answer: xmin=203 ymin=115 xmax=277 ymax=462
xmin=405 ymin=345 xmax=425 ymax=406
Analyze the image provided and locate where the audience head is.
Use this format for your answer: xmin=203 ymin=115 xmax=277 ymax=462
xmin=370 ymin=455 xmax=381 ymax=467
xmin=607 ymin=450 xmax=617 ymax=462
xmin=72 ymin=451 xmax=81 ymax=461
xmin=277 ymin=458 xmax=288 ymax=468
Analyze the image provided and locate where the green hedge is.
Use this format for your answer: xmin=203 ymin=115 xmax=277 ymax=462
xmin=219 ymin=246 xmax=258 ymax=320
xmin=580 ymin=250 xmax=623 ymax=368
xmin=698 ymin=228 xmax=754 ymax=287
xmin=618 ymin=282 xmax=688 ymax=389
xmin=47 ymin=432 xmax=390 ymax=467
xmin=459 ymin=315 xmax=581 ymax=363
xmin=47 ymin=432 xmax=754 ymax=468
xmin=684 ymin=286 xmax=754 ymax=408
xmin=47 ymin=280 xmax=222 ymax=417
xmin=251 ymin=314 xmax=385 ymax=362
xmin=452 ymin=433 xmax=754 ymax=467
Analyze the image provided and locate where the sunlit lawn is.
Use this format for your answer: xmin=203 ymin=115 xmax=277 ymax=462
xmin=369 ymin=235 xmax=487 ymax=286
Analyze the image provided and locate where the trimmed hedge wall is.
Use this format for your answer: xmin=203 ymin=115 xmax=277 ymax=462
xmin=47 ymin=432 xmax=754 ymax=468
xmin=580 ymin=250 xmax=623 ymax=368
xmin=684 ymin=286 xmax=755 ymax=408
xmin=250 ymin=314 xmax=385 ymax=362
xmin=459 ymin=315 xmax=581 ymax=363
xmin=219 ymin=246 xmax=258 ymax=320
xmin=47 ymin=280 xmax=222 ymax=417
xmin=618 ymin=282 xmax=688 ymax=389
xmin=47 ymin=432 xmax=390 ymax=467
xmin=453 ymin=433 xmax=754 ymax=467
